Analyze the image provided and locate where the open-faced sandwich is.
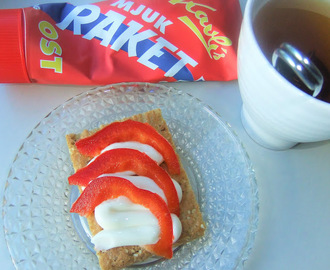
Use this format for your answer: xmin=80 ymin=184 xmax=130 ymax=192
xmin=66 ymin=108 xmax=205 ymax=269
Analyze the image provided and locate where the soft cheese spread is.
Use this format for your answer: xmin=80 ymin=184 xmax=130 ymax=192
xmin=92 ymin=196 xmax=182 ymax=251
xmin=88 ymin=142 xmax=182 ymax=251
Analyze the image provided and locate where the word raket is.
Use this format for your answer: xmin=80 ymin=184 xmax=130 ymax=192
xmin=56 ymin=2 xmax=198 ymax=78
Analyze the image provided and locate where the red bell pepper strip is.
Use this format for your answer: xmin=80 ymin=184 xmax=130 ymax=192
xmin=68 ymin=148 xmax=180 ymax=216
xmin=75 ymin=120 xmax=180 ymax=175
xmin=70 ymin=176 xmax=173 ymax=259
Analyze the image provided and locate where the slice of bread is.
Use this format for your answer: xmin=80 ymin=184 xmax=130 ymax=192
xmin=66 ymin=108 xmax=205 ymax=270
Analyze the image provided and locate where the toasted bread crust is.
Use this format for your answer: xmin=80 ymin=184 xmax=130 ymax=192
xmin=66 ymin=109 xmax=205 ymax=270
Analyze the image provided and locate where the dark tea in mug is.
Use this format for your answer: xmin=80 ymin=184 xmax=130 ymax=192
xmin=253 ymin=0 xmax=330 ymax=102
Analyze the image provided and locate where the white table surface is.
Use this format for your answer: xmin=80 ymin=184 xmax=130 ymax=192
xmin=1 ymin=1 xmax=330 ymax=270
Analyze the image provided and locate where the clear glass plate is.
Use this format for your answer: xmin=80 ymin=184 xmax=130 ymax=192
xmin=2 ymin=83 xmax=258 ymax=270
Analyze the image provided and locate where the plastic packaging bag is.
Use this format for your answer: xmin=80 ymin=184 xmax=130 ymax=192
xmin=0 ymin=0 xmax=242 ymax=84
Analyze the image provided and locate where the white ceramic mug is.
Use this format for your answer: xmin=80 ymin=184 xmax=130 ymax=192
xmin=237 ymin=0 xmax=330 ymax=150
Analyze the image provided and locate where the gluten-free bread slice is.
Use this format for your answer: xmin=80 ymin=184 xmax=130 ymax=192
xmin=66 ymin=108 xmax=205 ymax=270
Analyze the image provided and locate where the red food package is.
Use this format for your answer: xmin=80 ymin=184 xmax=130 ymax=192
xmin=0 ymin=0 xmax=242 ymax=84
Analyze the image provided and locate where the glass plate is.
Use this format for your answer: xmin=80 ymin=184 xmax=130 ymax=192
xmin=2 ymin=83 xmax=258 ymax=270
